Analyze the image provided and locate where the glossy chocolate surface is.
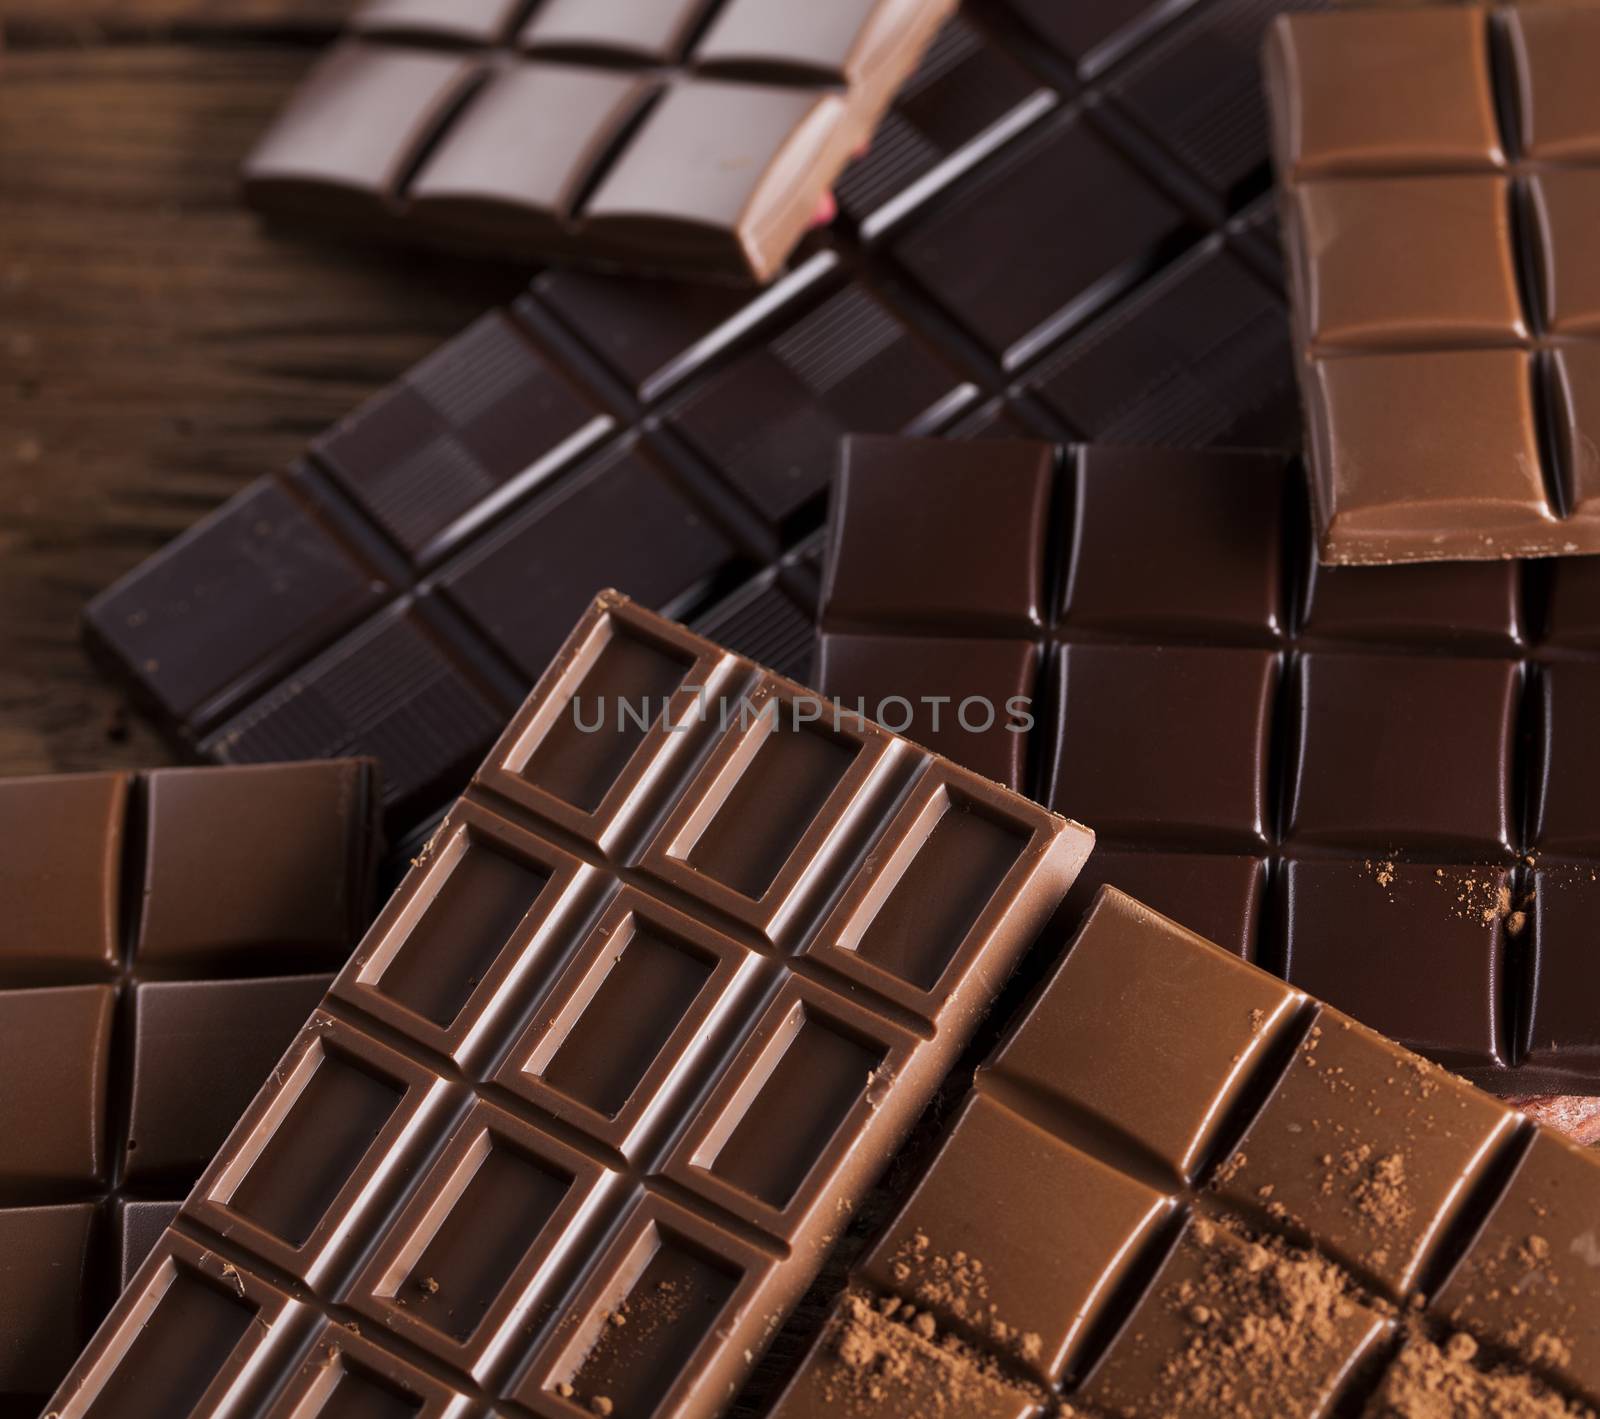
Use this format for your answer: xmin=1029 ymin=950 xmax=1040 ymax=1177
xmin=48 ymin=595 xmax=1090 ymax=1419
xmin=1269 ymin=5 xmax=1600 ymax=564
xmin=818 ymin=434 xmax=1600 ymax=1094
xmin=0 ymin=761 xmax=381 ymax=1416
xmin=244 ymin=0 xmax=956 ymax=283
xmin=772 ymin=889 xmax=1600 ymax=1417
xmin=88 ymin=0 xmax=1305 ymax=839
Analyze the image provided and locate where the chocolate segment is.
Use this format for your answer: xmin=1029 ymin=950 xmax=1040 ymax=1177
xmin=1268 ymin=5 xmax=1600 ymax=564
xmin=47 ymin=594 xmax=1090 ymax=1419
xmin=816 ymin=434 xmax=1600 ymax=1094
xmin=1435 ymin=1128 xmax=1600 ymax=1399
xmin=0 ymin=761 xmax=381 ymax=1414
xmin=244 ymin=0 xmax=957 ymax=283
xmin=890 ymin=114 xmax=1192 ymax=368
xmin=88 ymin=0 xmax=1306 ymax=838
xmin=773 ymin=889 xmax=1600 ymax=1417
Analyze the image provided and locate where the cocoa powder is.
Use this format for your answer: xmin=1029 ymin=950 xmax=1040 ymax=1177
xmin=1366 ymin=1329 xmax=1594 ymax=1418
xmin=814 ymin=1291 xmax=1045 ymax=1416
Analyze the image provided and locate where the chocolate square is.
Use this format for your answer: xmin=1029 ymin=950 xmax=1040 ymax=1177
xmin=1050 ymin=644 xmax=1278 ymax=850
xmin=1280 ymin=859 xmax=1509 ymax=1072
xmin=1287 ymin=652 xmax=1518 ymax=856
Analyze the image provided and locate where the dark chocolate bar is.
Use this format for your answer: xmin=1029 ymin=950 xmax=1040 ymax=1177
xmin=770 ymin=888 xmax=1600 ymax=1417
xmin=816 ymin=434 xmax=1600 ymax=1097
xmin=1268 ymin=4 xmax=1600 ymax=565
xmin=87 ymin=0 xmax=1305 ymax=839
xmin=46 ymin=594 xmax=1091 ymax=1419
xmin=0 ymin=760 xmax=382 ymax=1417
xmin=244 ymin=0 xmax=957 ymax=283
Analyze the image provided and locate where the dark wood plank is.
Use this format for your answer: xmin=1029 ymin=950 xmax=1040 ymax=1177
xmin=0 ymin=0 xmax=347 ymax=40
xmin=0 ymin=36 xmax=525 ymax=778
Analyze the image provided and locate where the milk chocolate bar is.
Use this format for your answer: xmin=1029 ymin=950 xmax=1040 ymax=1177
xmin=770 ymin=888 xmax=1600 ymax=1417
xmin=1268 ymin=4 xmax=1600 ymax=565
xmin=817 ymin=434 xmax=1600 ymax=1096
xmin=0 ymin=760 xmax=381 ymax=1416
xmin=87 ymin=0 xmax=1304 ymax=839
xmin=243 ymin=0 xmax=957 ymax=283
xmin=45 ymin=594 xmax=1090 ymax=1419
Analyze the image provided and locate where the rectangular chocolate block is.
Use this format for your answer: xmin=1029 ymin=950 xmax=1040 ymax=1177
xmin=0 ymin=760 xmax=382 ymax=1416
xmin=817 ymin=434 xmax=1600 ymax=1096
xmin=243 ymin=0 xmax=957 ymax=284
xmin=87 ymin=0 xmax=1304 ymax=841
xmin=1268 ymin=4 xmax=1600 ymax=564
xmin=47 ymin=594 xmax=1091 ymax=1419
xmin=770 ymin=888 xmax=1600 ymax=1418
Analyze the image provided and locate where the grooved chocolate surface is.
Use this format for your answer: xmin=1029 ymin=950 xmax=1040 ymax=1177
xmin=818 ymin=433 xmax=1600 ymax=1095
xmin=0 ymin=760 xmax=382 ymax=1418
xmin=48 ymin=595 xmax=1091 ymax=1419
xmin=1269 ymin=4 xmax=1600 ymax=564
xmin=771 ymin=889 xmax=1600 ymax=1417
xmin=87 ymin=0 xmax=1306 ymax=839
xmin=243 ymin=0 xmax=957 ymax=283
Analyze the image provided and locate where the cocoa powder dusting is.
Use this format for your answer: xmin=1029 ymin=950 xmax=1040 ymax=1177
xmin=887 ymin=1232 xmax=1043 ymax=1364
xmin=1447 ymin=1230 xmax=1579 ymax=1373
xmin=567 ymin=1280 xmax=688 ymax=1414
xmin=814 ymin=1291 xmax=1046 ymax=1415
xmin=1093 ymin=1218 xmax=1392 ymax=1417
xmin=1334 ymin=1145 xmax=1414 ymax=1238
xmin=1433 ymin=869 xmax=1532 ymax=931
xmin=1365 ymin=1329 xmax=1593 ymax=1418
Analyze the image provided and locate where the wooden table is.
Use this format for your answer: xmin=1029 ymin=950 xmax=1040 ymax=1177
xmin=0 ymin=0 xmax=526 ymax=777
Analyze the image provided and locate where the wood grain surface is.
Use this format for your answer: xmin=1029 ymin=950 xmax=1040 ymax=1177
xmin=0 ymin=1 xmax=526 ymax=777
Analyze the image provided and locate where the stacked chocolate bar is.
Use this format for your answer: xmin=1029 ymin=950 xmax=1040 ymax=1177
xmin=773 ymin=889 xmax=1600 ymax=1417
xmin=815 ymin=436 xmax=1600 ymax=1100
xmin=1270 ymin=4 xmax=1600 ymax=564
xmin=80 ymin=0 xmax=1302 ymax=843
xmin=43 ymin=601 xmax=1600 ymax=1418
xmin=16 ymin=0 xmax=1600 ymax=1416
xmin=242 ymin=0 xmax=959 ymax=281
xmin=39 ymin=594 xmax=1094 ymax=1417
xmin=0 ymin=761 xmax=382 ymax=1414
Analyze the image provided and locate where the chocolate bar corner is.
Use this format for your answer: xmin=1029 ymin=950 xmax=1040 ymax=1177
xmin=1268 ymin=2 xmax=1600 ymax=565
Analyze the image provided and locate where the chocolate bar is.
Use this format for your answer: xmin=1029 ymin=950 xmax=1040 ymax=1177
xmin=46 ymin=594 xmax=1091 ymax=1419
xmin=769 ymin=888 xmax=1600 ymax=1417
xmin=816 ymin=433 xmax=1600 ymax=1097
xmin=243 ymin=0 xmax=957 ymax=283
xmin=1268 ymin=4 xmax=1600 ymax=565
xmin=87 ymin=0 xmax=1304 ymax=838
xmin=0 ymin=760 xmax=382 ymax=1415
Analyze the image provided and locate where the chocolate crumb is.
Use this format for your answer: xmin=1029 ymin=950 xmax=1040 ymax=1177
xmin=884 ymin=1233 xmax=1041 ymax=1365
xmin=1435 ymin=869 xmax=1521 ymax=929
